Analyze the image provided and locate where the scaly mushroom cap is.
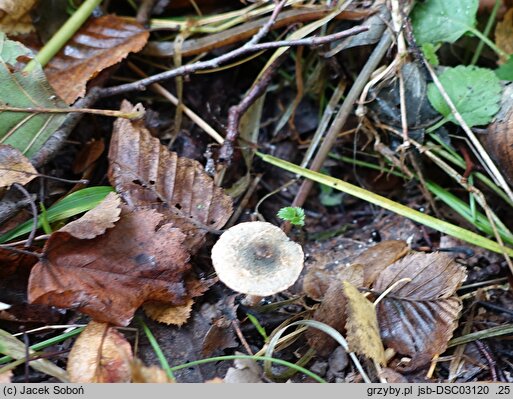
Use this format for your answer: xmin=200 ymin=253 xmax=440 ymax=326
xmin=211 ymin=221 xmax=304 ymax=296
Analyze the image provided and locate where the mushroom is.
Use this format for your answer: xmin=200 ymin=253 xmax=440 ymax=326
xmin=211 ymin=221 xmax=304 ymax=305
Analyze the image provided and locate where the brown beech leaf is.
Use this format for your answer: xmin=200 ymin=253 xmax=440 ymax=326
xmin=108 ymin=101 xmax=233 ymax=251
xmin=352 ymin=240 xmax=409 ymax=287
xmin=59 ymin=192 xmax=121 ymax=239
xmin=45 ymin=15 xmax=149 ymax=103
xmin=306 ymin=264 xmax=363 ymax=355
xmin=28 ymin=209 xmax=193 ymax=326
xmin=0 ymin=144 xmax=37 ymax=188
xmin=67 ymin=321 xmax=133 ymax=383
xmin=373 ymin=252 xmax=466 ymax=369
xmin=342 ymin=281 xmax=385 ymax=364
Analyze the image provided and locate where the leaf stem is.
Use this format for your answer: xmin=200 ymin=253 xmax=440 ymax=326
xmin=470 ymin=0 xmax=501 ymax=65
xmin=468 ymin=26 xmax=508 ymax=59
xmin=137 ymin=318 xmax=175 ymax=382
xmin=169 ymin=355 xmax=327 ymax=383
xmin=24 ymin=0 xmax=103 ymax=72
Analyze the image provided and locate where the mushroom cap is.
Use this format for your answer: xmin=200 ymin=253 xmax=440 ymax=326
xmin=211 ymin=221 xmax=304 ymax=296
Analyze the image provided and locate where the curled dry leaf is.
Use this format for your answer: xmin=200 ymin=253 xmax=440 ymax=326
xmin=373 ymin=252 xmax=467 ymax=369
xmin=59 ymin=192 xmax=121 ymax=239
xmin=342 ymin=281 xmax=385 ymax=364
xmin=306 ymin=264 xmax=363 ymax=355
xmin=143 ymin=298 xmax=194 ymax=326
xmin=45 ymin=15 xmax=149 ymax=104
xmin=0 ymin=370 xmax=12 ymax=383
xmin=224 ymin=354 xmax=263 ymax=383
xmin=352 ymin=240 xmax=409 ymax=287
xmin=495 ymin=8 xmax=513 ymax=62
xmin=0 ymin=144 xmax=37 ymax=188
xmin=67 ymin=321 xmax=133 ymax=383
xmin=0 ymin=0 xmax=37 ymax=34
xmin=28 ymin=209 xmax=194 ymax=326
xmin=108 ymin=101 xmax=233 ymax=251
xmin=486 ymin=85 xmax=513 ymax=186
xmin=131 ymin=358 xmax=173 ymax=383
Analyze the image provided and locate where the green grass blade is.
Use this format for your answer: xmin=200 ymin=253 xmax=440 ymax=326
xmin=257 ymin=152 xmax=513 ymax=257
xmin=169 ymin=354 xmax=326 ymax=383
xmin=0 ymin=186 xmax=114 ymax=244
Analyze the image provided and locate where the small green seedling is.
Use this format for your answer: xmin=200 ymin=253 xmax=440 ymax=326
xmin=277 ymin=207 xmax=305 ymax=226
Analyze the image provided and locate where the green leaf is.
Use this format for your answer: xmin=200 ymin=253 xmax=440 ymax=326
xmin=411 ymin=0 xmax=478 ymax=45
xmin=421 ymin=43 xmax=439 ymax=66
xmin=246 ymin=313 xmax=268 ymax=342
xmin=0 ymin=186 xmax=114 ymax=243
xmin=277 ymin=206 xmax=305 ymax=226
xmin=427 ymin=65 xmax=502 ymax=127
xmin=0 ymin=32 xmax=68 ymax=158
xmin=496 ymin=55 xmax=513 ymax=81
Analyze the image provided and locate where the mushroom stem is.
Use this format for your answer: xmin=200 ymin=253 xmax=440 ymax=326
xmin=241 ymin=295 xmax=263 ymax=307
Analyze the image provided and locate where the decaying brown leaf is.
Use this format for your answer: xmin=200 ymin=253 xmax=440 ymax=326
xmin=28 ymin=209 xmax=195 ymax=326
xmin=302 ymin=238 xmax=370 ymax=300
xmin=67 ymin=321 xmax=133 ymax=383
xmin=0 ymin=0 xmax=37 ymax=34
xmin=352 ymin=240 xmax=409 ymax=287
xmin=0 ymin=144 xmax=37 ymax=188
xmin=224 ymin=354 xmax=263 ymax=383
xmin=342 ymin=281 xmax=385 ymax=364
xmin=45 ymin=15 xmax=149 ymax=103
xmin=0 ymin=370 xmax=12 ymax=383
xmin=306 ymin=264 xmax=363 ymax=355
xmin=373 ymin=252 xmax=466 ymax=369
xmin=143 ymin=298 xmax=194 ymax=326
xmin=131 ymin=358 xmax=173 ymax=383
xmin=108 ymin=101 xmax=233 ymax=251
xmin=59 ymin=192 xmax=121 ymax=239
xmin=495 ymin=8 xmax=513 ymax=62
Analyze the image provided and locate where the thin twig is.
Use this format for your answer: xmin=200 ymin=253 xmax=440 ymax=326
xmin=136 ymin=0 xmax=156 ymax=25
xmin=12 ymin=183 xmax=37 ymax=248
xmin=0 ymin=105 xmax=143 ymax=119
xmin=219 ymin=53 xmax=288 ymax=164
xmin=99 ymin=25 xmax=369 ymax=98
xmin=0 ymin=245 xmax=43 ymax=258
xmin=127 ymin=62 xmax=225 ymax=144
xmin=290 ymin=30 xmax=392 ymax=214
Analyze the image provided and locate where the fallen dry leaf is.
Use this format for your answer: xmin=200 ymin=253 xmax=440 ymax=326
xmin=302 ymin=238 xmax=371 ymax=300
xmin=495 ymin=8 xmax=513 ymax=62
xmin=0 ymin=0 xmax=36 ymax=34
xmin=352 ymin=240 xmax=409 ymax=287
xmin=342 ymin=281 xmax=385 ymax=364
xmin=0 ymin=144 xmax=37 ymax=188
xmin=28 ymin=209 xmax=194 ymax=326
xmin=0 ymin=370 xmax=12 ymax=383
xmin=224 ymin=354 xmax=263 ymax=383
xmin=108 ymin=101 xmax=233 ymax=251
xmin=306 ymin=264 xmax=364 ymax=355
xmin=45 ymin=15 xmax=149 ymax=103
xmin=143 ymin=298 xmax=194 ymax=326
xmin=131 ymin=358 xmax=173 ymax=383
xmin=72 ymin=139 xmax=105 ymax=174
xmin=67 ymin=321 xmax=133 ymax=383
xmin=373 ymin=252 xmax=466 ymax=369
xmin=59 ymin=192 xmax=121 ymax=239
